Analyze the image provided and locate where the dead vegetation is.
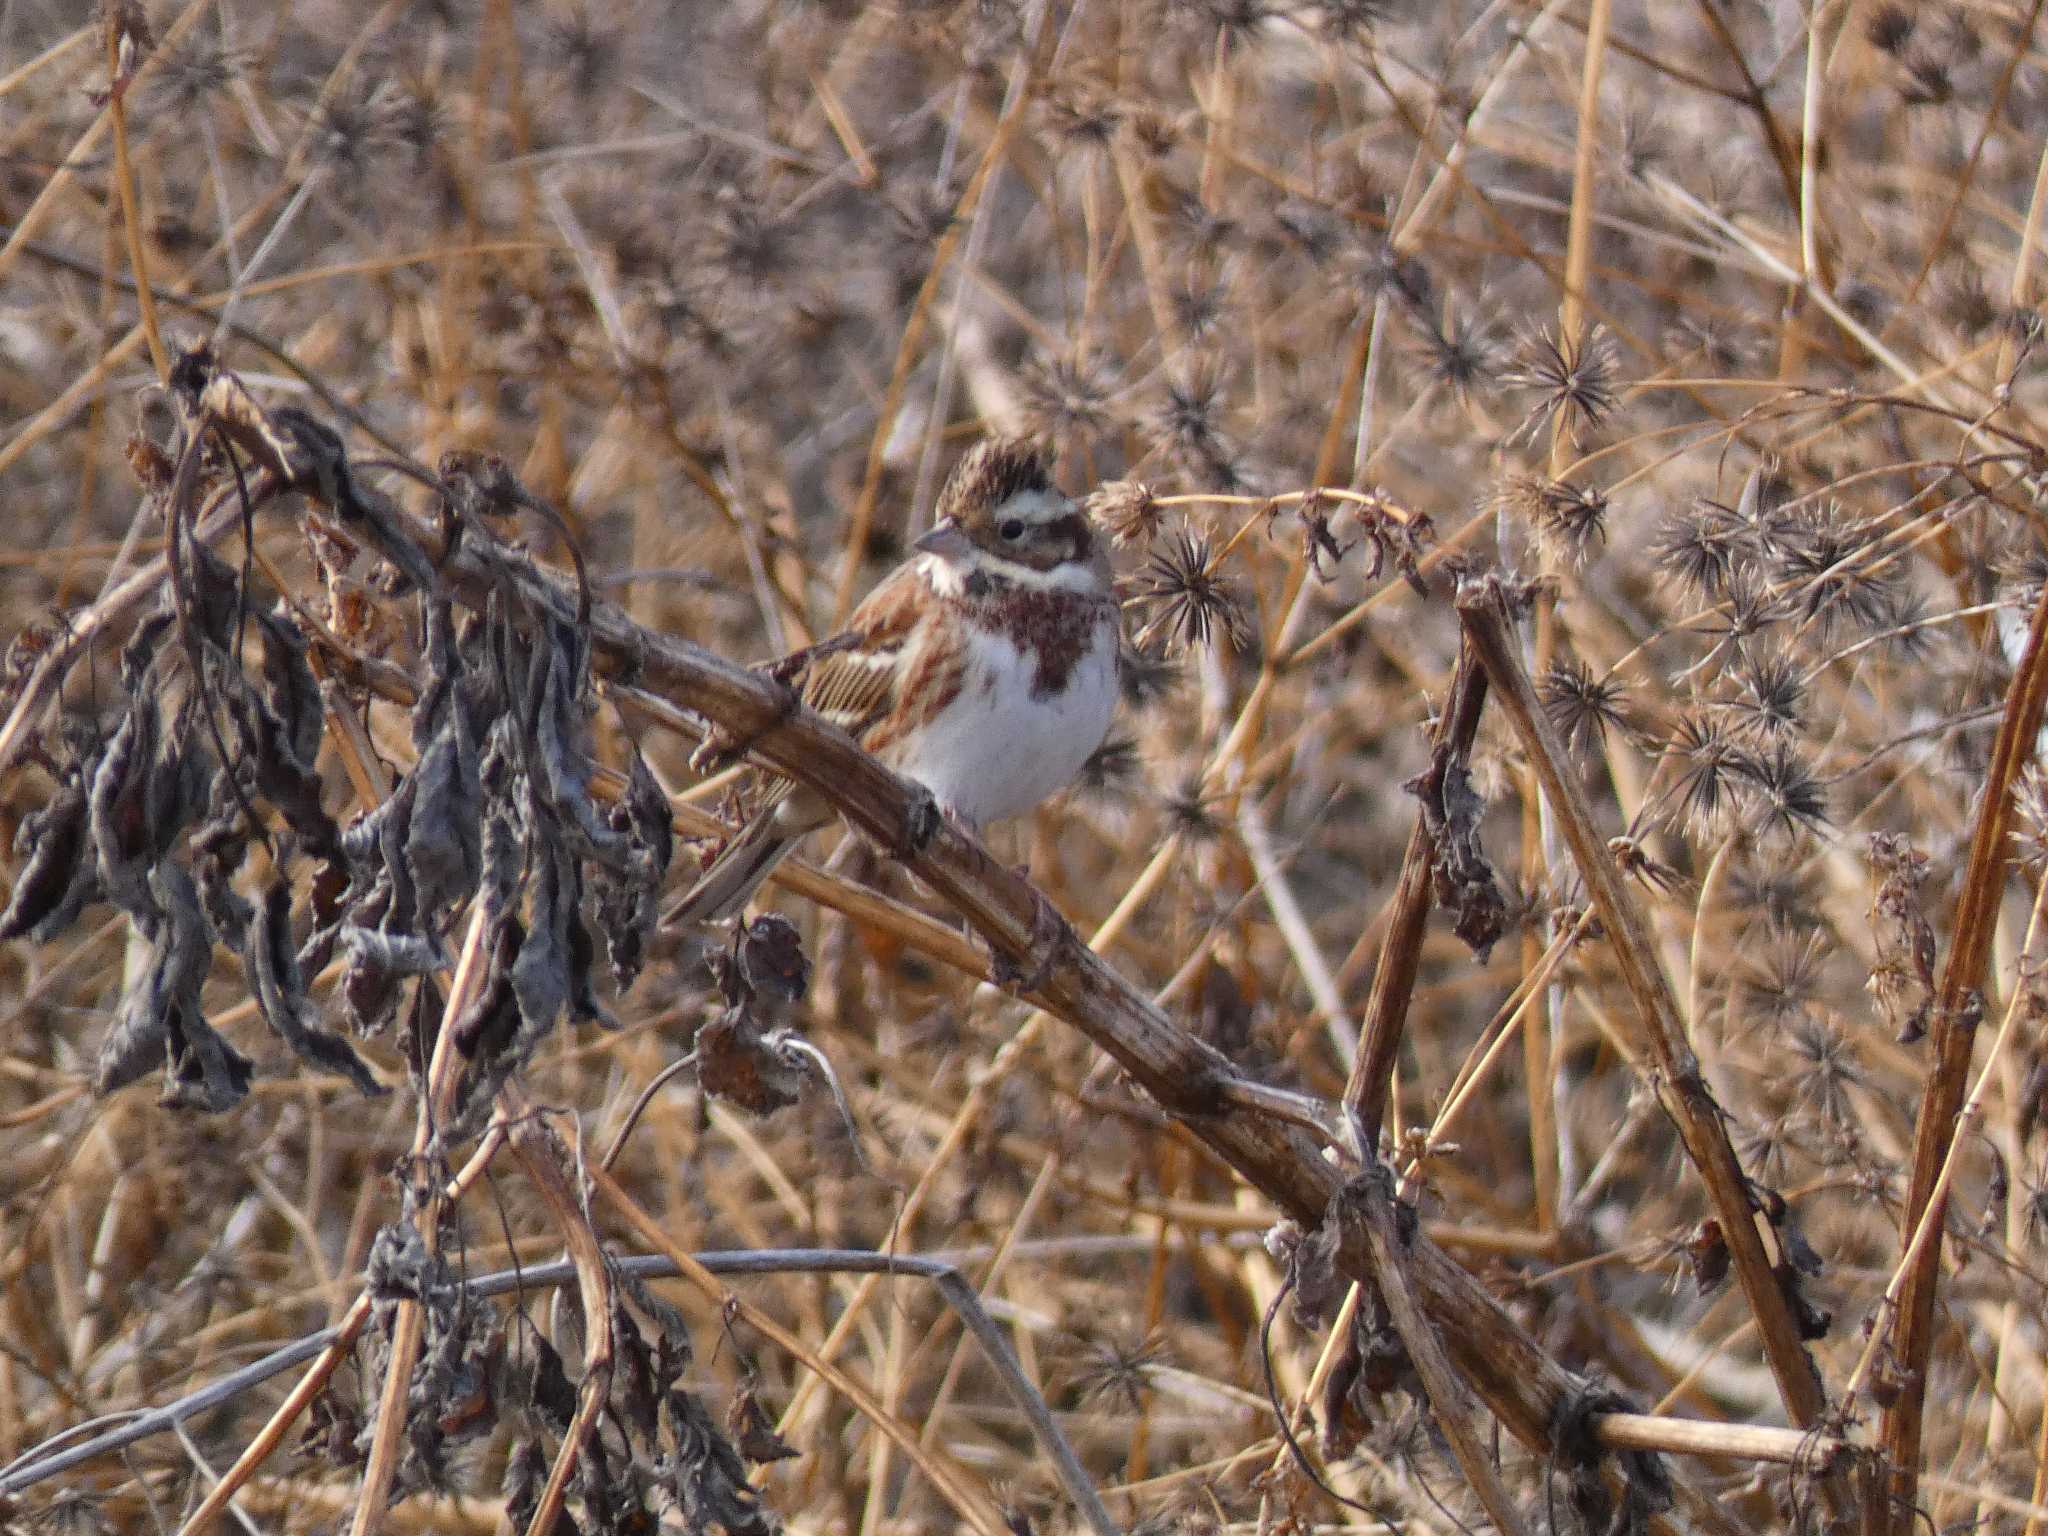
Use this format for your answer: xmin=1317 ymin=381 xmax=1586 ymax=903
xmin=4 ymin=2 xmax=2048 ymax=1533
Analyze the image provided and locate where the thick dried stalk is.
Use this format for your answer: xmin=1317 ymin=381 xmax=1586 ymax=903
xmin=335 ymin=436 xmax=1588 ymax=1460
xmin=1347 ymin=1175 xmax=1533 ymax=1536
xmin=1345 ymin=637 xmax=1488 ymax=1147
xmin=346 ymin=906 xmax=493 ymax=1536
xmin=1879 ymin=559 xmax=2048 ymax=1532
xmin=504 ymin=1101 xmax=615 ymax=1536
xmin=1453 ymin=577 xmax=1833 ymax=1436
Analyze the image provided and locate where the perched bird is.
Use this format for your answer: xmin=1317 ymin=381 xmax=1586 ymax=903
xmin=669 ymin=437 xmax=1120 ymax=925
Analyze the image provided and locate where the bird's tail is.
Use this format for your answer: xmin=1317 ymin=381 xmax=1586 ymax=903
xmin=665 ymin=813 xmax=800 ymax=927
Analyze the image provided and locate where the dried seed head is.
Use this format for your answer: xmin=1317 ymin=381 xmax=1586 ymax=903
xmin=1041 ymin=84 xmax=1122 ymax=148
xmin=1088 ymin=480 xmax=1164 ymax=547
xmin=544 ymin=9 xmax=619 ymax=97
xmin=1865 ymin=4 xmax=1914 ymax=53
xmin=1774 ymin=503 xmax=1900 ymax=644
xmin=1786 ymin=1013 xmax=1861 ymax=1124
xmin=1608 ymin=835 xmax=1685 ymax=896
xmin=2016 ymin=763 xmax=2048 ymax=872
xmin=1540 ymin=656 xmax=1630 ymax=752
xmin=1304 ymin=0 xmax=1395 ymax=41
xmin=305 ymin=81 xmax=405 ymax=180
xmin=1502 ymin=324 xmax=1620 ymax=445
xmin=1735 ymin=928 xmax=1832 ymax=1030
xmin=1147 ymin=369 xmax=1231 ymax=472
xmin=1496 ymin=475 xmax=1609 ymax=566
xmin=1724 ymin=652 xmax=1807 ymax=741
xmin=1118 ymin=641 xmax=1179 ymax=709
xmin=1130 ymin=530 xmax=1251 ymax=653
xmin=1159 ymin=772 xmax=1224 ymax=843
xmin=151 ymin=37 xmax=244 ymax=113
xmin=1662 ymin=709 xmax=1744 ymax=837
xmin=1652 ymin=498 xmax=1765 ymax=603
xmin=1736 ymin=740 xmax=1830 ymax=842
xmin=1177 ymin=0 xmax=1273 ymax=44
xmin=1412 ymin=311 xmax=1499 ymax=403
xmin=1018 ymin=350 xmax=1124 ymax=441
xmin=1077 ymin=732 xmax=1143 ymax=800
xmin=1066 ymin=1330 xmax=1169 ymax=1416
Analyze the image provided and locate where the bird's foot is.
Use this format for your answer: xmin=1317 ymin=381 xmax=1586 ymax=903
xmin=891 ymin=784 xmax=945 ymax=861
xmin=690 ymin=680 xmax=800 ymax=775
xmin=988 ymin=885 xmax=1067 ymax=995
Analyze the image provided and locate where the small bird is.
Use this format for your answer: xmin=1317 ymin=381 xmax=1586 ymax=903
xmin=669 ymin=437 xmax=1120 ymax=926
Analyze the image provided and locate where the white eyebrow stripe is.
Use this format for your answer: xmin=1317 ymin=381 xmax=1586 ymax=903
xmin=995 ymin=487 xmax=1071 ymax=523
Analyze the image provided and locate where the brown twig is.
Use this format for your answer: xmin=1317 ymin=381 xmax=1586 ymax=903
xmin=504 ymin=1096 xmax=616 ymax=1536
xmin=244 ymin=393 xmax=1615 ymax=1472
xmin=1345 ymin=634 xmax=1489 ymax=1148
xmin=1878 ymin=552 xmax=2048 ymax=1533
xmin=171 ymin=1291 xmax=375 ymax=1536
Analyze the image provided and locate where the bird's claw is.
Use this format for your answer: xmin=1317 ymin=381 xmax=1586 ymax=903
xmin=893 ymin=785 xmax=944 ymax=860
xmin=988 ymin=887 xmax=1066 ymax=994
xmin=691 ymin=679 xmax=801 ymax=775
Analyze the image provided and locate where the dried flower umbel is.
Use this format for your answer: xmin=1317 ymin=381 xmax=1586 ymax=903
xmin=1089 ymin=479 xmax=1163 ymax=547
xmin=1496 ymin=475 xmax=1610 ymax=566
xmin=1502 ymin=324 xmax=1620 ymax=445
xmin=1540 ymin=656 xmax=1631 ymax=752
xmin=1131 ymin=529 xmax=1251 ymax=653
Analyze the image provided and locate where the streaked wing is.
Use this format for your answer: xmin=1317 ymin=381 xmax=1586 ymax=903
xmin=797 ymin=561 xmax=928 ymax=740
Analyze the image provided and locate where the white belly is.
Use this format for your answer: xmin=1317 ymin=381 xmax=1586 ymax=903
xmin=895 ymin=620 xmax=1118 ymax=827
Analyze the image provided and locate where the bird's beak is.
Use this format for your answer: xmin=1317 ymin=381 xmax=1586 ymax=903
xmin=914 ymin=519 xmax=975 ymax=561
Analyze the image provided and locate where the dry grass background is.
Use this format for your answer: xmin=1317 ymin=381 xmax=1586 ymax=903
xmin=4 ymin=1 xmax=2048 ymax=1532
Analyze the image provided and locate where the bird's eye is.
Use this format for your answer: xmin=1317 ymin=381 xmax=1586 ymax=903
xmin=999 ymin=518 xmax=1026 ymax=542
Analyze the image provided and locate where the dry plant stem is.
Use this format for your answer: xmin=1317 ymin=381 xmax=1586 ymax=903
xmin=1845 ymin=871 xmax=2048 ymax=1411
xmin=170 ymin=1292 xmax=376 ymax=1536
xmin=1345 ymin=639 xmax=1488 ymax=1148
xmin=1596 ymin=1411 xmax=1844 ymax=1469
xmin=347 ymin=905 xmax=493 ymax=1536
xmin=1455 ymin=579 xmax=1835 ymax=1436
xmin=103 ymin=17 xmax=166 ymax=383
xmin=1554 ymin=0 xmax=1609 ymax=385
xmin=503 ymin=1098 xmax=615 ymax=1536
xmin=0 ymin=0 xmax=212 ymax=289
xmin=1348 ymin=1176 xmax=1534 ymax=1536
xmin=582 ymin=1164 xmax=1015 ymax=1536
xmin=1878 ymin=562 xmax=2048 ymax=1533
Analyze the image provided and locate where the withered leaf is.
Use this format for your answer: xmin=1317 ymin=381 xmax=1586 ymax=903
xmin=659 ymin=1389 xmax=774 ymax=1536
xmin=1683 ymin=1219 xmax=1730 ymax=1293
xmin=695 ymin=1010 xmax=802 ymax=1115
xmin=0 ymin=778 xmax=96 ymax=943
xmin=726 ymin=1385 xmax=799 ymax=1464
xmin=233 ymin=878 xmax=383 ymax=1095
xmin=737 ymin=913 xmax=809 ymax=1004
xmin=96 ymin=865 xmax=254 ymax=1112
